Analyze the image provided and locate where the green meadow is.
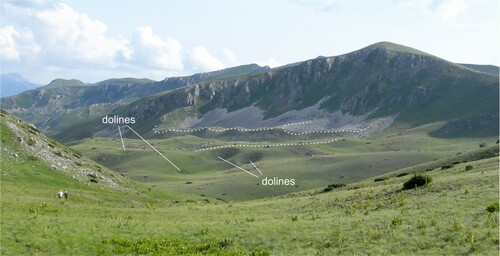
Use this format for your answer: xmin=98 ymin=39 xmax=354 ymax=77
xmin=71 ymin=122 xmax=492 ymax=201
xmin=1 ymin=149 xmax=498 ymax=255
xmin=1 ymin=111 xmax=499 ymax=255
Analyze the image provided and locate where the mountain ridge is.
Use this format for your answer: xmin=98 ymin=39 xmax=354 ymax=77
xmin=0 ymin=64 xmax=270 ymax=136
xmin=458 ymin=63 xmax=499 ymax=76
xmin=1 ymin=42 xmax=498 ymax=142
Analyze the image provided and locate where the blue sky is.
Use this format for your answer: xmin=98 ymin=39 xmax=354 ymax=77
xmin=1 ymin=0 xmax=498 ymax=84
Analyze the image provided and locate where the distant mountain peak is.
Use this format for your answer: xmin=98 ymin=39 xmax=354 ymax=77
xmin=45 ymin=78 xmax=86 ymax=88
xmin=363 ymin=41 xmax=433 ymax=56
xmin=2 ymin=72 xmax=25 ymax=81
xmin=0 ymin=73 xmax=41 ymax=98
xmin=163 ymin=63 xmax=270 ymax=83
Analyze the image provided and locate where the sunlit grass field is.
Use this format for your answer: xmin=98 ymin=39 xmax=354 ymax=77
xmin=1 ymin=152 xmax=498 ymax=255
xmin=1 ymin=112 xmax=498 ymax=255
xmin=70 ymin=123 xmax=492 ymax=201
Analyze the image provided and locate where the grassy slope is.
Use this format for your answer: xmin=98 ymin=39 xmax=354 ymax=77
xmin=0 ymin=111 xmax=208 ymax=254
xmin=2 ymin=112 xmax=498 ymax=255
xmin=1 ymin=149 xmax=498 ymax=255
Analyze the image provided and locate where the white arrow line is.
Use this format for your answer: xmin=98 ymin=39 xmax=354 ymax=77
xmin=117 ymin=125 xmax=125 ymax=150
xmin=218 ymin=156 xmax=259 ymax=178
xmin=126 ymin=125 xmax=181 ymax=172
xmin=249 ymin=160 xmax=263 ymax=175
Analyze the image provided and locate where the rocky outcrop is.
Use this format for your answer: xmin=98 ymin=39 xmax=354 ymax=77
xmin=108 ymin=42 xmax=498 ymax=138
xmin=0 ymin=110 xmax=134 ymax=191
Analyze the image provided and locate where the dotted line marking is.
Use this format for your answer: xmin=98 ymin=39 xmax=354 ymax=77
xmin=153 ymin=127 xmax=279 ymax=133
xmin=194 ymin=139 xmax=340 ymax=152
xmin=283 ymin=127 xmax=369 ymax=136
xmin=153 ymin=124 xmax=370 ymax=136
xmin=152 ymin=121 xmax=371 ymax=152
xmin=282 ymin=121 xmax=312 ymax=127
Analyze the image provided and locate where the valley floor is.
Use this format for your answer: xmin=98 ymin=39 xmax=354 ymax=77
xmin=71 ymin=122 xmax=495 ymax=201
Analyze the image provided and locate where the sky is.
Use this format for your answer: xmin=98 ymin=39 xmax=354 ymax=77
xmin=0 ymin=0 xmax=498 ymax=84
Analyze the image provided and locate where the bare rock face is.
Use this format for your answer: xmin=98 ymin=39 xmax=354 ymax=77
xmin=115 ymin=42 xmax=497 ymax=138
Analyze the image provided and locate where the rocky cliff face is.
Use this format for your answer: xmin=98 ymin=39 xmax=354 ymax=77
xmin=105 ymin=42 xmax=497 ymax=138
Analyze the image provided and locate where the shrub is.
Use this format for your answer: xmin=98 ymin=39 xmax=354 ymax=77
xmin=27 ymin=155 xmax=39 ymax=161
xmin=217 ymin=237 xmax=233 ymax=248
xmin=103 ymin=236 xmax=250 ymax=255
xmin=441 ymin=164 xmax=453 ymax=170
xmin=322 ymin=183 xmax=346 ymax=193
xmin=391 ymin=217 xmax=403 ymax=227
xmin=374 ymin=177 xmax=388 ymax=182
xmin=249 ymin=248 xmax=271 ymax=256
xmin=89 ymin=178 xmax=99 ymax=183
xmin=465 ymin=165 xmax=473 ymax=171
xmin=27 ymin=137 xmax=36 ymax=146
xmin=397 ymin=173 xmax=408 ymax=177
xmin=403 ymin=174 xmax=432 ymax=190
xmin=200 ymin=227 xmax=209 ymax=235
xmin=486 ymin=202 xmax=499 ymax=213
xmin=328 ymin=183 xmax=346 ymax=188
xmin=322 ymin=187 xmax=333 ymax=193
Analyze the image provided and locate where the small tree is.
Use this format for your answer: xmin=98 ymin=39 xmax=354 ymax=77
xmin=403 ymin=174 xmax=432 ymax=190
xmin=486 ymin=202 xmax=499 ymax=213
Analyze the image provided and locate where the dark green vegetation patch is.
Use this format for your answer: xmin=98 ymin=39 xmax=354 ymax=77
xmin=102 ymin=237 xmax=270 ymax=255
xmin=403 ymin=174 xmax=433 ymax=190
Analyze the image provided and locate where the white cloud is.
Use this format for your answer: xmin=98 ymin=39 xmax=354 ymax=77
xmin=33 ymin=3 xmax=129 ymax=65
xmin=3 ymin=0 xmax=56 ymax=9
xmin=0 ymin=26 xmax=21 ymax=60
xmin=434 ymin=0 xmax=466 ymax=20
xmin=188 ymin=46 xmax=225 ymax=71
xmin=1 ymin=2 xmax=185 ymax=73
xmin=0 ymin=25 xmax=40 ymax=61
xmin=289 ymin=0 xmax=339 ymax=11
xmin=399 ymin=0 xmax=467 ymax=20
xmin=130 ymin=26 xmax=183 ymax=70
xmin=223 ymin=48 xmax=237 ymax=64
xmin=0 ymin=1 xmax=279 ymax=82
xmin=256 ymin=57 xmax=281 ymax=68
